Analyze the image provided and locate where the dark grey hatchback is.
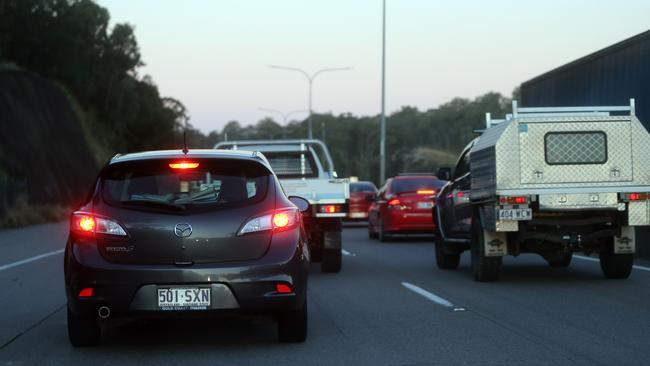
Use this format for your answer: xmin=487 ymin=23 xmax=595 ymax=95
xmin=64 ymin=149 xmax=310 ymax=346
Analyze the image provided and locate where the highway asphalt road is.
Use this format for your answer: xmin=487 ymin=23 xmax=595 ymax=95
xmin=1 ymin=222 xmax=650 ymax=365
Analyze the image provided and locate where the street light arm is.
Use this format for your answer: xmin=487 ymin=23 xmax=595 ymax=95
xmin=268 ymin=65 xmax=311 ymax=80
xmin=311 ymin=67 xmax=353 ymax=80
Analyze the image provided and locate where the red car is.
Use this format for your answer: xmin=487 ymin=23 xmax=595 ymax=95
xmin=368 ymin=174 xmax=446 ymax=241
xmin=346 ymin=181 xmax=378 ymax=220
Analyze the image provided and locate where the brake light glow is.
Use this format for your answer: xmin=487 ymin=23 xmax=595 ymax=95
xmin=455 ymin=191 xmax=465 ymax=197
xmin=78 ymin=287 xmax=93 ymax=298
xmin=627 ymin=193 xmax=648 ymax=201
xmin=318 ymin=204 xmax=342 ymax=214
xmin=238 ymin=208 xmax=299 ymax=235
xmin=273 ymin=212 xmax=290 ymax=228
xmin=78 ymin=216 xmax=95 ymax=232
xmin=169 ymin=161 xmax=199 ymax=169
xmin=417 ymin=190 xmax=434 ymax=195
xmin=276 ymin=283 xmax=293 ymax=294
xmin=388 ymin=199 xmax=401 ymax=206
xmin=499 ymin=196 xmax=527 ymax=205
xmin=71 ymin=212 xmax=127 ymax=236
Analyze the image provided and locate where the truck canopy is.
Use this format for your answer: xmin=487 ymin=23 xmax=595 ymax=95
xmin=471 ymin=99 xmax=650 ymax=199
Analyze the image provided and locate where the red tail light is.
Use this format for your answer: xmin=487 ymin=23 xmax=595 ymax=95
xmin=78 ymin=287 xmax=94 ymax=298
xmin=627 ymin=193 xmax=648 ymax=201
xmin=499 ymin=196 xmax=528 ymax=205
xmin=169 ymin=161 xmax=199 ymax=169
xmin=388 ymin=199 xmax=401 ymax=206
xmin=238 ymin=208 xmax=299 ymax=235
xmin=77 ymin=215 xmax=95 ymax=232
xmin=71 ymin=212 xmax=127 ymax=236
xmin=318 ymin=204 xmax=342 ymax=214
xmin=276 ymin=283 xmax=293 ymax=294
xmin=273 ymin=212 xmax=290 ymax=228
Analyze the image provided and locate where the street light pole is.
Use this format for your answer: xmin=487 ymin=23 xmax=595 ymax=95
xmin=379 ymin=0 xmax=387 ymax=184
xmin=258 ymin=108 xmax=308 ymax=138
xmin=269 ymin=65 xmax=351 ymax=139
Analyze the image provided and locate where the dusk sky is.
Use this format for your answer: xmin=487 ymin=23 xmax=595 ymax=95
xmin=98 ymin=0 xmax=650 ymax=133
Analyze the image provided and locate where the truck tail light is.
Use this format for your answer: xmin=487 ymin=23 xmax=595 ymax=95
xmin=318 ymin=204 xmax=342 ymax=214
xmin=238 ymin=208 xmax=299 ymax=235
xmin=499 ymin=196 xmax=528 ymax=205
xmin=71 ymin=212 xmax=127 ymax=236
xmin=625 ymin=193 xmax=648 ymax=201
xmin=78 ymin=287 xmax=94 ymax=298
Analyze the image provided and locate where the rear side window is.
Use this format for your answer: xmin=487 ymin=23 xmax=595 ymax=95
xmin=545 ymin=131 xmax=607 ymax=165
xmin=351 ymin=182 xmax=377 ymax=193
xmin=101 ymin=158 xmax=269 ymax=213
xmin=264 ymin=152 xmax=318 ymax=178
xmin=391 ymin=178 xmax=444 ymax=193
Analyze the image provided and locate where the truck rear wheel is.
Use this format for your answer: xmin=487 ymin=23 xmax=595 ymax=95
xmin=435 ymin=233 xmax=460 ymax=270
xmin=321 ymin=248 xmax=342 ymax=273
xmin=600 ymin=247 xmax=633 ymax=279
xmin=470 ymin=212 xmax=501 ymax=282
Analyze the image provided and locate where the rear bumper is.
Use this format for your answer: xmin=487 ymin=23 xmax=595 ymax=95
xmin=65 ymin=232 xmax=309 ymax=318
xmin=384 ymin=210 xmax=435 ymax=233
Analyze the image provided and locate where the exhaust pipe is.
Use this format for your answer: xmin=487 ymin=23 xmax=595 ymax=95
xmin=98 ymin=306 xmax=111 ymax=319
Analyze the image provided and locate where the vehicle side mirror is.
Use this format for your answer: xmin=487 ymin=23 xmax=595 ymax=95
xmin=366 ymin=193 xmax=376 ymax=202
xmin=436 ymin=167 xmax=452 ymax=181
xmin=288 ymin=196 xmax=310 ymax=212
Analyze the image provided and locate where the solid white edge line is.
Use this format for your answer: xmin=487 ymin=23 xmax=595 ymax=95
xmin=402 ymin=282 xmax=455 ymax=308
xmin=0 ymin=249 xmax=65 ymax=272
xmin=574 ymin=255 xmax=650 ymax=272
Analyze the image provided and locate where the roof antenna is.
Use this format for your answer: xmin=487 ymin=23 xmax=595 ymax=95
xmin=182 ymin=129 xmax=189 ymax=155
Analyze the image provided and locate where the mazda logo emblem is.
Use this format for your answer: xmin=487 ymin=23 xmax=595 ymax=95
xmin=174 ymin=223 xmax=193 ymax=238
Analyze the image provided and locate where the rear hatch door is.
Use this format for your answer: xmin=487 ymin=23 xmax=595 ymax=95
xmin=97 ymin=157 xmax=274 ymax=265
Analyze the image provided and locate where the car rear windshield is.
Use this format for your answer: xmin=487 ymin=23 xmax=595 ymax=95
xmin=101 ymin=158 xmax=269 ymax=213
xmin=391 ymin=178 xmax=444 ymax=193
xmin=264 ymin=152 xmax=318 ymax=178
xmin=351 ymin=182 xmax=377 ymax=193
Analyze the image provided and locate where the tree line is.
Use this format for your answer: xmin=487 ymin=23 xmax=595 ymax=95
xmin=0 ymin=0 xmax=517 ymax=186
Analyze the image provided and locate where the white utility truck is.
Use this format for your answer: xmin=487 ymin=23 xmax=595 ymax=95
xmin=215 ymin=139 xmax=349 ymax=273
xmin=434 ymin=99 xmax=650 ymax=281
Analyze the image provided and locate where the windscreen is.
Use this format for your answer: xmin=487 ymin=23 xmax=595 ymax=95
xmin=264 ymin=152 xmax=318 ymax=178
xmin=101 ymin=158 xmax=269 ymax=213
xmin=351 ymin=182 xmax=377 ymax=193
xmin=391 ymin=178 xmax=445 ymax=193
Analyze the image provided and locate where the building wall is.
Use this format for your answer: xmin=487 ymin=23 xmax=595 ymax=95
xmin=520 ymin=30 xmax=650 ymax=259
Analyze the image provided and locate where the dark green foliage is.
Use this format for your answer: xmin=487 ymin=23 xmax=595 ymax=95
xmin=216 ymin=92 xmax=513 ymax=185
xmin=0 ymin=0 xmax=191 ymax=155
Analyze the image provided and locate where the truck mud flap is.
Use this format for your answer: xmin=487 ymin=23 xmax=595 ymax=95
xmin=614 ymin=226 xmax=635 ymax=254
xmin=484 ymin=230 xmax=507 ymax=257
xmin=324 ymin=231 xmax=342 ymax=250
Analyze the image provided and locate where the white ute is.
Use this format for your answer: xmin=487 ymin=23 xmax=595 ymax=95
xmin=215 ymin=139 xmax=349 ymax=273
xmin=435 ymin=99 xmax=650 ymax=281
